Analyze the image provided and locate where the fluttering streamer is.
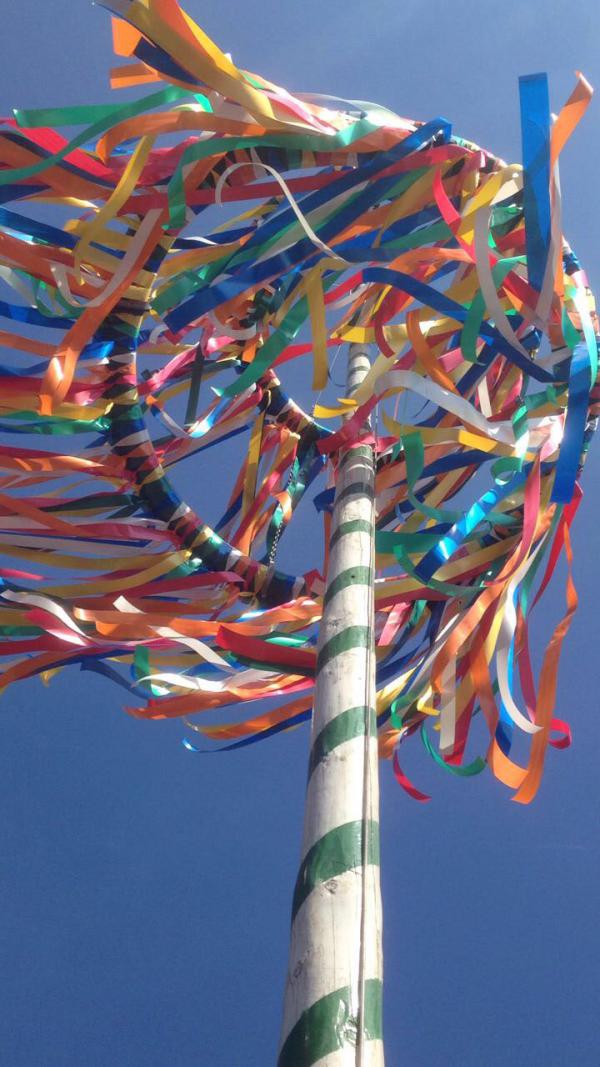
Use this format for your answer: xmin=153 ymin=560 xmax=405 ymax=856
xmin=0 ymin=0 xmax=596 ymax=803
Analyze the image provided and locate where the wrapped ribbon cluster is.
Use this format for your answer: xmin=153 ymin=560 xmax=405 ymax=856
xmin=0 ymin=0 xmax=597 ymax=802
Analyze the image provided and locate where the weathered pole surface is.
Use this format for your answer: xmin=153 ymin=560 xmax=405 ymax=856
xmin=279 ymin=344 xmax=384 ymax=1067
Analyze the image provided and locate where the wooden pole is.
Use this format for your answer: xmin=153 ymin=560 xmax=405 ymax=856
xmin=279 ymin=344 xmax=384 ymax=1066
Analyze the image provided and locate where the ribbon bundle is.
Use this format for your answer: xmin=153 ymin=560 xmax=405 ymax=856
xmin=0 ymin=0 xmax=596 ymax=802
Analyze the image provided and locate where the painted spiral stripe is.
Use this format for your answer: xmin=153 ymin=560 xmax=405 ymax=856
xmin=329 ymin=518 xmax=373 ymax=550
xmin=323 ymin=566 xmax=374 ymax=607
xmin=316 ymin=625 xmax=371 ymax=673
xmin=307 ymin=706 xmax=377 ymax=780
xmin=278 ymin=979 xmax=383 ymax=1067
xmin=292 ymin=819 xmax=380 ymax=922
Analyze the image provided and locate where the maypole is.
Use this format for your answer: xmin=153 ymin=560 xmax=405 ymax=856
xmin=0 ymin=3 xmax=598 ymax=1064
xmin=279 ymin=343 xmax=383 ymax=1066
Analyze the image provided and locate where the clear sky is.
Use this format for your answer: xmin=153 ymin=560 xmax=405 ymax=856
xmin=1 ymin=2 xmax=600 ymax=1065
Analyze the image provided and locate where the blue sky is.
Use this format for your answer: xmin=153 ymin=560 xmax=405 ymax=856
xmin=0 ymin=2 xmax=600 ymax=1064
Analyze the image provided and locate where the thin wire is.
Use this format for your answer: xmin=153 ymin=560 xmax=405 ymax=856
xmin=357 ymin=457 xmax=376 ymax=1067
xmin=343 ymin=343 xmax=379 ymax=1067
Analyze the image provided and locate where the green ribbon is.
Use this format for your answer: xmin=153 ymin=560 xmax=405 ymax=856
xmin=421 ymin=722 xmax=486 ymax=776
xmin=3 ymin=86 xmax=196 ymax=187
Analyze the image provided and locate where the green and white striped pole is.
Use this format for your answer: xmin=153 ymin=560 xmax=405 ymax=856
xmin=279 ymin=344 xmax=384 ymax=1067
